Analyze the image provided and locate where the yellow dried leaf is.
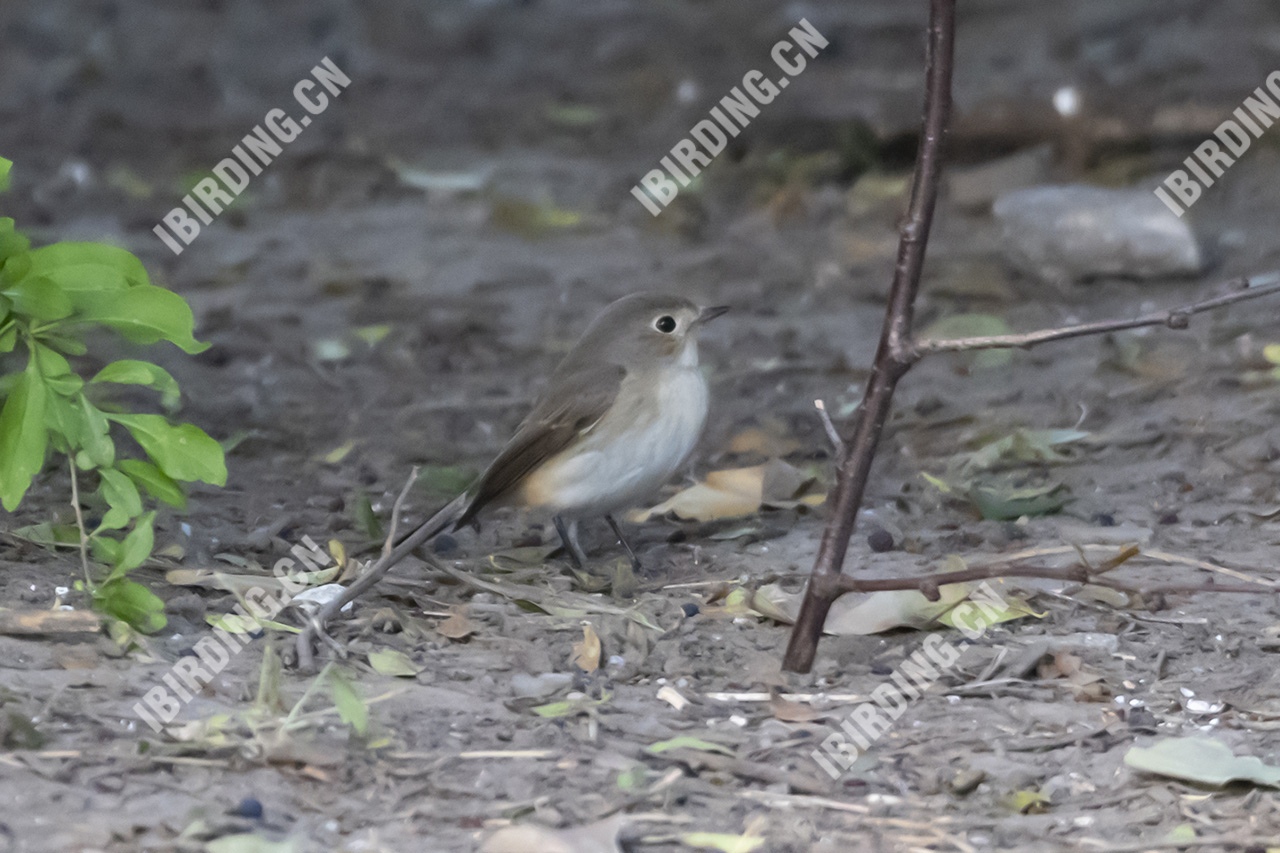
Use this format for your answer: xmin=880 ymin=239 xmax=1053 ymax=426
xmin=631 ymin=466 xmax=765 ymax=522
xmin=573 ymin=623 xmax=601 ymax=672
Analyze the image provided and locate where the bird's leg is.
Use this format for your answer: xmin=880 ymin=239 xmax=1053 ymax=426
xmin=553 ymin=515 xmax=587 ymax=570
xmin=605 ymin=514 xmax=642 ymax=571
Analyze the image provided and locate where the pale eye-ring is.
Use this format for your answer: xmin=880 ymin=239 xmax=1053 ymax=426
xmin=654 ymin=315 xmax=677 ymax=333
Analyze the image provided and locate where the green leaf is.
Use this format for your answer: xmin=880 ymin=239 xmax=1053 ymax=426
xmin=958 ymin=428 xmax=1088 ymax=477
xmin=26 ymin=241 xmax=149 ymax=290
xmin=112 ymin=511 xmax=155 ymax=576
xmin=645 ymin=736 xmax=736 ymax=757
xmin=416 ymin=464 xmax=479 ymax=499
xmin=98 ymin=468 xmax=142 ymax=531
xmin=117 ymin=458 xmax=186 ymax=509
xmin=0 ymin=218 xmax=31 ymax=265
xmin=969 ymin=478 xmax=1071 ymax=520
xmin=530 ymin=693 xmax=612 ymax=718
xmin=1125 ymin=737 xmax=1280 ymax=788
xmin=615 ymin=765 xmax=647 ymax=790
xmin=0 ymin=158 xmax=10 ymax=193
xmin=93 ymin=578 xmax=166 ymax=633
xmin=0 ymin=365 xmax=49 ymax=510
xmin=77 ymin=396 xmax=114 ymax=468
xmin=32 ymin=342 xmax=82 ymax=396
xmin=35 ymin=331 xmax=87 ymax=355
xmin=2 ymin=275 xmax=73 ymax=321
xmin=10 ymin=521 xmax=81 ymax=547
xmin=91 ymin=359 xmax=180 ymax=411
xmin=367 ymin=648 xmax=421 ymax=678
xmin=328 ymin=669 xmax=368 ymax=737
xmin=91 ymin=535 xmax=122 ymax=566
xmin=43 ymin=393 xmax=82 ymax=455
xmin=679 ymin=832 xmax=766 ymax=853
xmin=0 ymin=325 xmax=16 ymax=353
xmin=107 ymin=412 xmax=225 ymax=486
xmin=71 ymin=285 xmax=208 ymax=354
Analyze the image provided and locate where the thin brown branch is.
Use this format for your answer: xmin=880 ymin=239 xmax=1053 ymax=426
xmin=295 ymin=478 xmax=466 ymax=669
xmin=813 ymin=399 xmax=844 ymax=454
xmin=914 ymin=270 xmax=1280 ymax=355
xmin=783 ymin=0 xmax=955 ymax=673
xmin=383 ymin=466 xmax=420 ymax=559
xmin=832 ymin=561 xmax=1276 ymax=600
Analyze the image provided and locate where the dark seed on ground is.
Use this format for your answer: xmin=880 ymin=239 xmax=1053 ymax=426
xmin=230 ymin=797 xmax=263 ymax=819
xmin=1093 ymin=513 xmax=1116 ymax=527
xmin=867 ymin=528 xmax=894 ymax=552
xmin=1158 ymin=511 xmax=1179 ymax=525
xmin=681 ymin=603 xmax=699 ymax=617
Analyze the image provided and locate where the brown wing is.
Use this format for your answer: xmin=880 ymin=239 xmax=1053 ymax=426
xmin=455 ymin=362 xmax=625 ymax=527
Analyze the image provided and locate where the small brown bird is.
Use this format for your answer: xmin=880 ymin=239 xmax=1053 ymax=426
xmin=451 ymin=292 xmax=728 ymax=567
xmin=308 ymin=292 xmax=727 ymax=629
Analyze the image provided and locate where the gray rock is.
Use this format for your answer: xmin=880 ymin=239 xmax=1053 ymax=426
xmin=993 ymin=184 xmax=1205 ymax=283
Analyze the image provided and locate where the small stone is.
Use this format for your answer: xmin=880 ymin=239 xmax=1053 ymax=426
xmin=433 ymin=534 xmax=457 ymax=555
xmin=681 ymin=603 xmax=699 ymax=618
xmin=1158 ymin=511 xmax=1179 ymax=525
xmin=949 ymin=768 xmax=987 ymax=796
xmin=1092 ymin=513 xmax=1116 ymax=527
xmin=867 ymin=528 xmax=894 ymax=552
xmin=993 ymin=184 xmax=1203 ymax=283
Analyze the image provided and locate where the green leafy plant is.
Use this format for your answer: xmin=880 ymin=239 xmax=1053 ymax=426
xmin=0 ymin=156 xmax=226 ymax=632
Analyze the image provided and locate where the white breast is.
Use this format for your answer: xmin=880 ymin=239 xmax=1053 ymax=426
xmin=524 ymin=363 xmax=708 ymax=517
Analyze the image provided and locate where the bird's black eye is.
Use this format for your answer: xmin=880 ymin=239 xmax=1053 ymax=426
xmin=655 ymin=315 xmax=677 ymax=333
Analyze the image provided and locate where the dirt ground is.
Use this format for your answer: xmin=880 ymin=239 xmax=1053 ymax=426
xmin=3 ymin=1 xmax=1280 ymax=851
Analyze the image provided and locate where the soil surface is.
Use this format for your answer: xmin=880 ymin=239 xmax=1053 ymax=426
xmin=3 ymin=1 xmax=1280 ymax=851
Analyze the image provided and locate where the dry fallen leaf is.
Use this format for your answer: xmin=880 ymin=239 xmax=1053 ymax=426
xmin=436 ymin=606 xmax=477 ymax=640
xmin=630 ymin=459 xmax=823 ymax=522
xmin=1038 ymin=650 xmax=1106 ymax=701
xmin=769 ymin=692 xmax=821 ymax=723
xmin=573 ymin=622 xmax=602 ymax=672
xmin=726 ymin=425 xmax=801 ymax=457
xmin=368 ymin=648 xmax=421 ymax=678
xmin=481 ymin=815 xmax=625 ymax=853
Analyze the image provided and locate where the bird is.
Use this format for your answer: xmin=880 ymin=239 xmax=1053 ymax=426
xmin=451 ymin=291 xmax=728 ymax=568
xmin=302 ymin=292 xmax=727 ymax=638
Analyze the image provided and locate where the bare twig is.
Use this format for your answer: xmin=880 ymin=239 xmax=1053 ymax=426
xmin=813 ymin=399 xmax=844 ymax=453
xmin=67 ymin=457 xmax=91 ymax=586
xmin=295 ymin=479 xmax=467 ymax=670
xmin=914 ymin=270 xmax=1280 ymax=356
xmin=383 ymin=466 xmax=420 ymax=559
xmin=783 ymin=0 xmax=955 ymax=673
xmin=781 ymin=0 xmax=1280 ymax=673
xmin=832 ymin=560 xmax=1277 ymax=600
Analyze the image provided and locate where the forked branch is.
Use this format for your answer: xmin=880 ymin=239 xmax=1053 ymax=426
xmin=782 ymin=0 xmax=1280 ymax=672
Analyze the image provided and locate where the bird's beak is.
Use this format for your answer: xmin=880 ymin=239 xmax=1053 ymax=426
xmin=694 ymin=305 xmax=730 ymax=327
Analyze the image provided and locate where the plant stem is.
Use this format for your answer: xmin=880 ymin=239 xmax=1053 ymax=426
xmin=68 ymin=456 xmax=92 ymax=587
